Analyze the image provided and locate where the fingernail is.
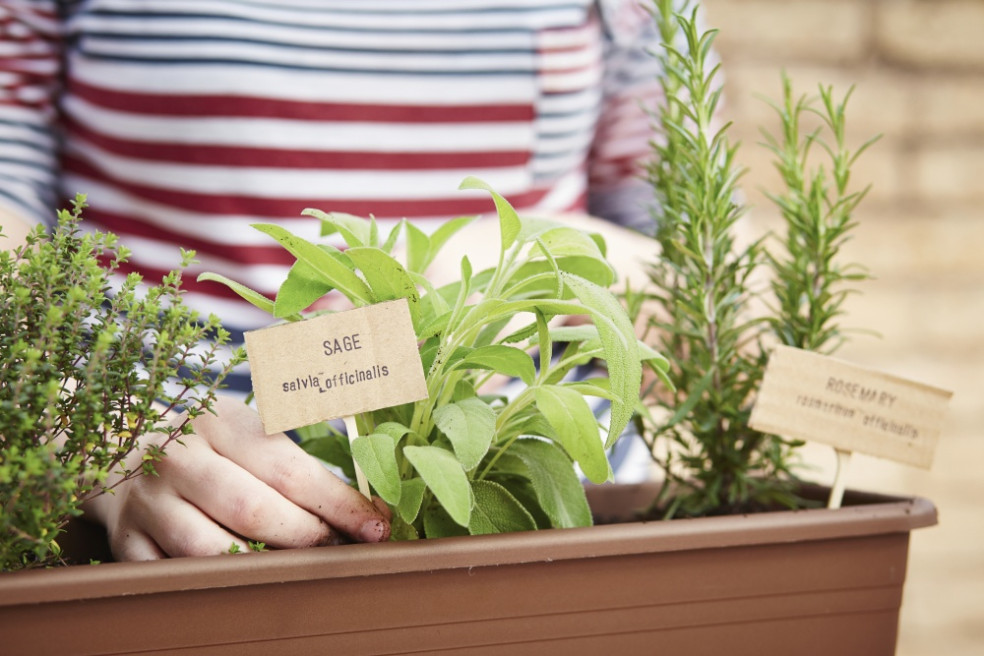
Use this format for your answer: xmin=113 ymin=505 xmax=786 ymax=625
xmin=358 ymin=519 xmax=389 ymax=543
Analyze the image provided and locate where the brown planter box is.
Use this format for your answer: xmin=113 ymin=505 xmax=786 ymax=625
xmin=0 ymin=484 xmax=936 ymax=655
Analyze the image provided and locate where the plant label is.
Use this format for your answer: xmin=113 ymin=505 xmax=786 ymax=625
xmin=245 ymin=298 xmax=428 ymax=435
xmin=749 ymin=345 xmax=952 ymax=468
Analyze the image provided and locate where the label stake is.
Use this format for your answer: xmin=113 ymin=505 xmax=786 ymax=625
xmin=343 ymin=415 xmax=372 ymax=499
xmin=827 ymin=448 xmax=852 ymax=509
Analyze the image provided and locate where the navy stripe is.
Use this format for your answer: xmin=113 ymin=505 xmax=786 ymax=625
xmin=80 ymin=34 xmax=537 ymax=57
xmin=73 ymin=52 xmax=540 ymax=76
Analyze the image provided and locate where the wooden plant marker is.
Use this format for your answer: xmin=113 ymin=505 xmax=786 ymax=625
xmin=749 ymin=345 xmax=952 ymax=509
xmin=244 ymin=298 xmax=428 ymax=499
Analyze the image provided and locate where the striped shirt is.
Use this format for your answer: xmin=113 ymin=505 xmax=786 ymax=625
xmin=1 ymin=0 xmax=665 ymax=393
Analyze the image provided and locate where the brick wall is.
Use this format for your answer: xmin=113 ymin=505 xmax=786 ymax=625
xmin=699 ymin=2 xmax=984 ymax=654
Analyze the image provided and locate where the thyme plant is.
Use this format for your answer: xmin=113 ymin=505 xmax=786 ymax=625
xmin=0 ymin=195 xmax=243 ymax=570
xmin=640 ymin=1 xmax=875 ymax=517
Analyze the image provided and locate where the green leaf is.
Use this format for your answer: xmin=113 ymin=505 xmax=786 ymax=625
xmin=453 ymin=345 xmax=536 ymax=385
xmin=534 ymin=385 xmax=611 ymax=484
xmin=562 ymin=378 xmax=615 ymax=401
xmin=515 ymin=215 xmax=564 ymax=242
xmin=467 ymin=480 xmax=537 ymax=535
xmin=389 ymin=515 xmax=420 ymax=541
xmin=509 ymin=439 xmax=592 ymax=528
xmin=535 ymin=227 xmax=614 ymax=286
xmin=344 ymin=246 xmax=420 ymax=322
xmin=404 ymin=445 xmax=473 ymax=527
xmin=397 ymin=477 xmax=427 ymax=523
xmin=561 ymin=272 xmax=641 ymax=447
xmin=422 ymin=503 xmax=470 ymax=539
xmin=273 ymin=258 xmax=333 ymax=318
xmin=459 ymin=176 xmax=520 ymax=253
xmin=546 ymin=324 xmax=600 ymax=344
xmin=372 ymin=421 xmax=412 ymax=442
xmin=381 ymin=219 xmax=405 ymax=254
xmin=196 ymin=272 xmax=274 ymax=315
xmin=406 ymin=214 xmax=483 ymax=281
xmin=299 ymin=433 xmax=355 ymax=481
xmin=252 ymin=223 xmax=372 ymax=305
xmin=432 ymin=397 xmax=496 ymax=471
xmin=486 ymin=471 xmax=553 ymax=529
xmin=350 ymin=433 xmax=402 ymax=505
xmin=404 ymin=222 xmax=431 ymax=274
xmin=429 ymin=214 xmax=476 ymax=248
xmin=304 ymin=209 xmax=370 ymax=248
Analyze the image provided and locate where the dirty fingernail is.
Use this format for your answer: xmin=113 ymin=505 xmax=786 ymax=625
xmin=358 ymin=519 xmax=389 ymax=543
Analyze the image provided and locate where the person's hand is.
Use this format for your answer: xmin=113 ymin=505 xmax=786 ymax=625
xmin=82 ymin=396 xmax=391 ymax=560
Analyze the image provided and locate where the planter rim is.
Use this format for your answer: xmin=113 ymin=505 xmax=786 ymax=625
xmin=0 ymin=485 xmax=936 ymax=606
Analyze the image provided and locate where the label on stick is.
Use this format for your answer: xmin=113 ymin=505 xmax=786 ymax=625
xmin=245 ymin=298 xmax=428 ymax=435
xmin=749 ymin=345 xmax=951 ymax=468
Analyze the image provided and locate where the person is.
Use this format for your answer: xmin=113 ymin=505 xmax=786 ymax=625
xmin=0 ymin=0 xmax=667 ymax=559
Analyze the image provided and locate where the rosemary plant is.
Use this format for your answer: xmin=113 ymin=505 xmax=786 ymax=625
xmin=640 ymin=0 xmax=875 ymax=518
xmin=0 ymin=195 xmax=243 ymax=570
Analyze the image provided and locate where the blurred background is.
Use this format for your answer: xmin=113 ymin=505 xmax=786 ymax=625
xmin=701 ymin=1 xmax=984 ymax=654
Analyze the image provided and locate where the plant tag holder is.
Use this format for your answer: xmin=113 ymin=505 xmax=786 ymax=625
xmin=244 ymin=298 xmax=428 ymax=498
xmin=749 ymin=345 xmax=952 ymax=508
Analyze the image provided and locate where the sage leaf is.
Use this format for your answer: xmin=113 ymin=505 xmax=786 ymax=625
xmin=345 ymin=246 xmax=420 ymax=322
xmin=273 ymin=258 xmax=333 ymax=318
xmin=397 ymin=477 xmax=427 ymax=524
xmin=304 ymin=209 xmax=370 ymax=248
xmin=510 ymin=438 xmax=592 ymax=528
xmin=454 ymin=345 xmax=536 ymax=385
xmin=404 ymin=445 xmax=473 ymax=527
xmin=535 ymin=227 xmax=614 ymax=286
xmin=251 ymin=223 xmax=372 ymax=305
xmin=351 ymin=433 xmax=402 ymax=505
xmin=561 ymin=271 xmax=641 ymax=447
xmin=404 ymin=222 xmax=430 ymax=274
xmin=534 ymin=384 xmax=611 ymax=484
xmin=467 ymin=480 xmax=537 ymax=535
xmin=422 ymin=504 xmax=470 ymax=539
xmin=459 ymin=176 xmax=520 ymax=253
xmin=418 ymin=215 xmax=476 ymax=273
xmin=196 ymin=272 xmax=275 ymax=315
xmin=432 ymin=397 xmax=496 ymax=471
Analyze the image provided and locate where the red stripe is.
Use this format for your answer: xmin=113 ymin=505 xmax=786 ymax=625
xmin=64 ymin=154 xmax=550 ymax=218
xmin=102 ymin=255 xmax=276 ymax=303
xmin=83 ymin=207 xmax=297 ymax=266
xmin=64 ymin=116 xmax=530 ymax=170
xmin=68 ymin=80 xmax=535 ymax=124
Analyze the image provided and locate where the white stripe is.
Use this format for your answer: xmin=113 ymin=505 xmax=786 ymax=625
xmin=81 ymin=38 xmax=539 ymax=73
xmin=0 ymin=159 xmax=53 ymax=183
xmin=538 ymin=88 xmax=602 ymax=115
xmin=538 ymin=44 xmax=601 ymax=72
xmin=223 ymin=0 xmax=581 ymax=10
xmin=70 ymin=58 xmax=538 ymax=104
xmin=0 ymin=41 xmax=55 ymax=57
xmin=0 ymin=141 xmax=56 ymax=168
xmin=0 ymin=177 xmax=50 ymax=222
xmin=77 ymin=0 xmax=586 ymax=31
xmin=540 ymin=66 xmax=602 ymax=93
xmin=0 ymin=104 xmax=51 ymax=127
xmin=72 ymin=16 xmax=538 ymax=51
xmin=0 ymin=122 xmax=53 ymax=149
